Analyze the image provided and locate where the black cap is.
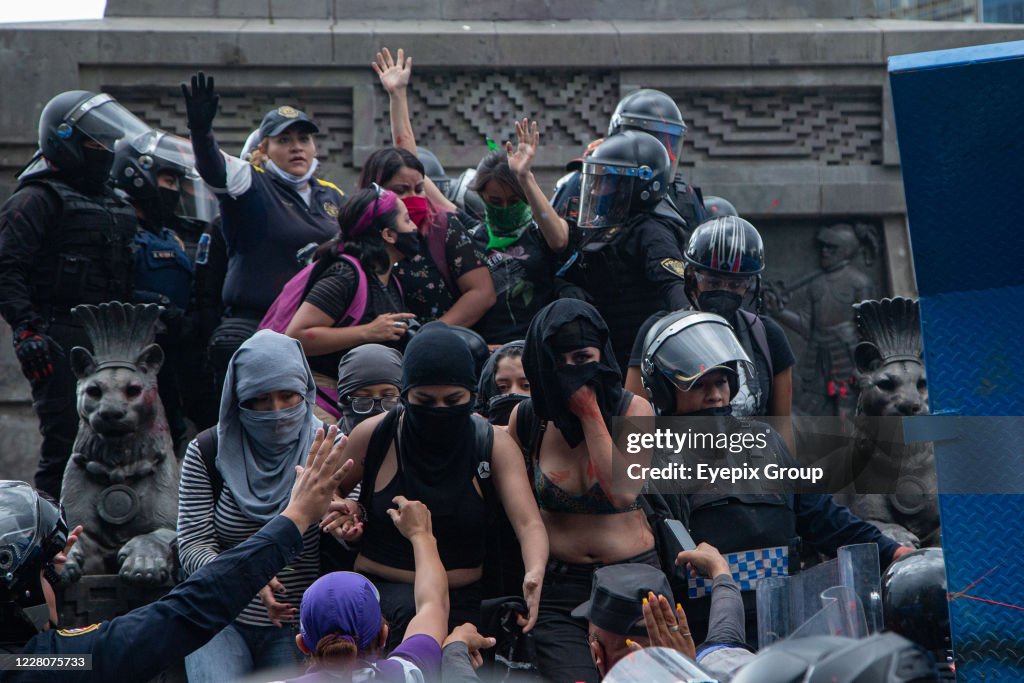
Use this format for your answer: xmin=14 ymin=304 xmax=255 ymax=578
xmin=571 ymin=564 xmax=673 ymax=636
xmin=258 ymin=106 xmax=319 ymax=140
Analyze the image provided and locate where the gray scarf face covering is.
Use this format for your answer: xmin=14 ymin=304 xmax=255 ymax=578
xmin=216 ymin=330 xmax=320 ymax=522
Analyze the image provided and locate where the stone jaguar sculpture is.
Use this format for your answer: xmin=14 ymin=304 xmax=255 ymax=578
xmin=60 ymin=302 xmax=179 ymax=585
xmin=833 ymin=297 xmax=940 ymax=548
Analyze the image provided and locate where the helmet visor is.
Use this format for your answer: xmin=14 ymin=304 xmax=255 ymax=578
xmin=614 ymin=115 xmax=684 ymax=168
xmin=643 ymin=317 xmax=753 ymax=392
xmin=178 ymin=170 xmax=219 ymax=223
xmin=70 ymin=95 xmax=150 ymax=152
xmin=578 ymin=163 xmax=643 ymax=229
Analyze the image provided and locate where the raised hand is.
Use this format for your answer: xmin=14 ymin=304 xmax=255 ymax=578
xmin=283 ymin=426 xmax=354 ymax=532
xmin=372 ymin=47 xmax=412 ymax=94
xmin=506 ymin=118 xmax=539 ymax=179
xmin=180 ymin=71 xmax=219 ymax=135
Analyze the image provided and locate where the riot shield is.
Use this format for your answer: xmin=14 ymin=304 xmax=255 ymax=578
xmin=756 ymin=543 xmax=882 ymax=648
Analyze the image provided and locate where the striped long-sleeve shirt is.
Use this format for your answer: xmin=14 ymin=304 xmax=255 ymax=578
xmin=176 ymin=438 xmax=320 ymax=627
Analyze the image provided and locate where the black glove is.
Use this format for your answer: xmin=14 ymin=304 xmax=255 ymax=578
xmin=180 ymin=71 xmax=219 ymax=136
xmin=12 ymin=321 xmax=54 ymax=382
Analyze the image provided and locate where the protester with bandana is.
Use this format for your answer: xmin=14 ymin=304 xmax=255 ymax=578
xmin=369 ymin=48 xmax=496 ymax=327
xmin=508 ymin=299 xmax=655 ymax=683
xmin=283 ymin=187 xmax=418 ymax=422
xmin=181 ymin=72 xmax=346 ymax=393
xmin=176 ymin=330 xmax=326 ymax=682
xmin=464 ymin=120 xmax=570 ymax=343
xmin=323 ymin=322 xmax=548 ymax=651
xmin=475 ymin=340 xmax=529 ymax=427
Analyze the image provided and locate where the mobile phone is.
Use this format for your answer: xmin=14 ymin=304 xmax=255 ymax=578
xmin=664 ymin=518 xmax=698 ymax=558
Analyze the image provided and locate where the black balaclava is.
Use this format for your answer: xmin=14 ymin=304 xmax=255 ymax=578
xmin=77 ymin=143 xmax=116 ymax=193
xmin=523 ymin=300 xmax=624 ymax=448
xmin=476 ymin=340 xmax=527 ymax=426
xmin=399 ymin=321 xmax=478 ymax=514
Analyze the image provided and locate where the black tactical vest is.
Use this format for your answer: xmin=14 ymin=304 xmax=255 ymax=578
xmin=25 ymin=179 xmax=137 ymax=318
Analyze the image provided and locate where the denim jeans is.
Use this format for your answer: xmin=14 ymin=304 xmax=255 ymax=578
xmin=185 ymin=620 xmax=302 ymax=683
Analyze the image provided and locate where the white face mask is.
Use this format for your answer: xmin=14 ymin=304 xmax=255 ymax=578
xmin=266 ymin=157 xmax=319 ymax=188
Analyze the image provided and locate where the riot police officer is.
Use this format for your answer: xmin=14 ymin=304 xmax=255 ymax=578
xmin=0 ymin=91 xmax=148 ymax=498
xmin=556 ymin=130 xmax=691 ymax=369
xmin=111 ymin=130 xmax=219 ymax=449
xmin=626 ymin=216 xmax=796 ymax=439
xmin=639 ymin=310 xmax=911 ymax=646
xmin=606 ymin=88 xmax=707 ymax=229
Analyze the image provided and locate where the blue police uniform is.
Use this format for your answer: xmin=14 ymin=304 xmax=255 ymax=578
xmin=4 ymin=515 xmax=304 ymax=683
xmin=191 ymin=130 xmax=344 ymax=320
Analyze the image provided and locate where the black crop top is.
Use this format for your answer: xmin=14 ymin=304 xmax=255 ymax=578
xmin=358 ymin=410 xmax=489 ymax=571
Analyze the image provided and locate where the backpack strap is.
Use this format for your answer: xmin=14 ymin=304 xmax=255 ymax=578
xmin=196 ymin=427 xmax=222 ymax=501
xmin=357 ymin=407 xmax=402 ymax=513
xmin=337 ymin=254 xmax=369 ymax=327
xmin=471 ymin=416 xmax=497 ymax=505
xmin=739 ymin=310 xmax=775 ymax=380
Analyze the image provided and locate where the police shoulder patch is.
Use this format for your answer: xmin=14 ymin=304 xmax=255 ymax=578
xmin=57 ymin=623 xmax=101 ymax=637
xmin=323 ymin=202 xmax=339 ymax=218
xmin=660 ymin=258 xmax=687 ymax=278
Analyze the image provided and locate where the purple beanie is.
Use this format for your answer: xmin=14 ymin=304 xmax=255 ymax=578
xmin=300 ymin=572 xmax=383 ymax=652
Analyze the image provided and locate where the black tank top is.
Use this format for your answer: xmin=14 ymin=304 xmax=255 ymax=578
xmin=358 ymin=409 xmax=489 ymax=571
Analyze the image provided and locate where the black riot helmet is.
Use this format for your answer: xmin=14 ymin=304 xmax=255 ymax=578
xmin=449 ymin=325 xmax=491 ymax=380
xmin=882 ymin=548 xmax=951 ymax=653
xmin=417 ymin=147 xmax=452 ymax=196
xmin=36 ymin=90 xmax=149 ymax=175
xmin=684 ymin=216 xmax=764 ymax=276
xmin=608 ymin=89 xmax=686 ymax=174
xmin=701 ymin=195 xmax=739 ymax=220
xmin=730 ymin=633 xmax=938 ymax=683
xmin=578 ymin=130 xmax=671 ymax=229
xmin=112 ymin=130 xmax=218 ymax=226
xmin=640 ymin=310 xmax=753 ymax=414
xmin=0 ymin=481 xmax=69 ymax=644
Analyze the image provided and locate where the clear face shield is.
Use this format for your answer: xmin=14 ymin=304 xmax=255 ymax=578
xmin=131 ymin=131 xmax=219 ymax=224
xmin=643 ymin=315 xmax=754 ymax=393
xmin=64 ymin=94 xmax=150 ymax=152
xmin=616 ymin=115 xmax=685 ymax=173
xmin=578 ymin=162 xmax=652 ymax=229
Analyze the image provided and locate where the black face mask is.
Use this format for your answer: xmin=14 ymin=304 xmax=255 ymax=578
xmin=78 ymin=147 xmax=115 ymax=191
xmin=402 ymin=400 xmax=473 ymax=451
xmin=698 ymin=290 xmax=743 ymax=319
xmin=394 ymin=231 xmax=421 ymax=260
xmin=486 ymin=393 xmax=529 ymax=426
xmin=158 ymin=187 xmax=181 ymax=216
xmin=556 ymin=361 xmax=602 ymax=402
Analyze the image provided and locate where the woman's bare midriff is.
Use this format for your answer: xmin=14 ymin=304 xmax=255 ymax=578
xmin=354 ymin=554 xmax=483 ymax=588
xmin=543 ymin=507 xmax=654 ymax=565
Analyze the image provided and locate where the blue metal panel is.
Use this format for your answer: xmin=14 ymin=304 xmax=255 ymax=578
xmin=891 ymin=41 xmax=1024 ymax=678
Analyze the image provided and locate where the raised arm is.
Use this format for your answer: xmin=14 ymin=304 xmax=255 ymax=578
xmin=181 ymin=71 xmax=255 ymax=225
xmin=373 ymin=47 xmax=456 ymax=211
xmin=506 ymin=118 xmax=569 ymax=253
xmin=389 ymin=496 xmax=450 ymax=646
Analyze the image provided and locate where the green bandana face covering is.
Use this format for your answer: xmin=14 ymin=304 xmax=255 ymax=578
xmin=485 ymin=200 xmax=533 ymax=250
